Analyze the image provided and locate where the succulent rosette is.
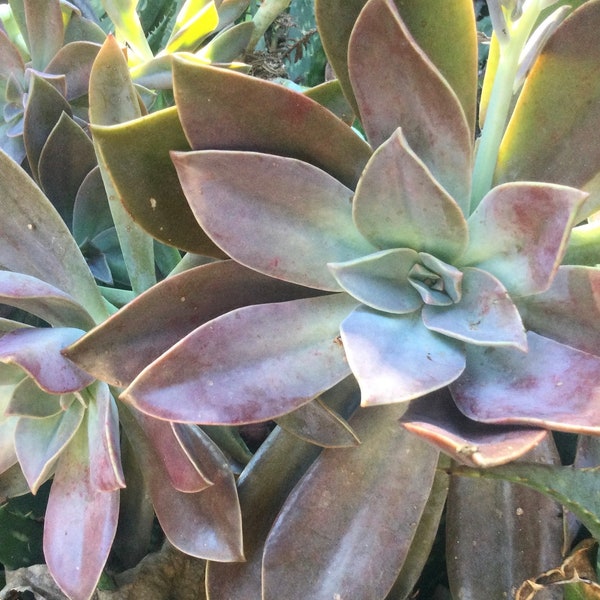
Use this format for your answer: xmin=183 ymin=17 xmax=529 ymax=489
xmin=109 ymin=0 xmax=600 ymax=468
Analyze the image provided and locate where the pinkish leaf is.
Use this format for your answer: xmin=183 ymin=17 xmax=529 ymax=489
xmin=65 ymin=261 xmax=324 ymax=387
xmin=340 ymin=308 xmax=466 ymax=405
xmin=352 ymin=128 xmax=468 ymax=259
xmin=123 ymin=294 xmax=358 ymax=424
xmin=120 ymin=406 xmax=243 ymax=561
xmin=262 ymin=404 xmax=439 ymax=600
xmin=44 ymin=424 xmax=119 ymax=600
xmin=172 ymin=58 xmax=372 ymax=190
xmin=136 ymin=413 xmax=213 ymax=493
xmin=0 ymin=328 xmax=94 ymax=393
xmin=462 ymin=182 xmax=587 ymax=296
xmin=0 ymin=383 xmax=18 ymax=475
xmin=172 ymin=150 xmax=376 ymax=291
xmin=45 ymin=41 xmax=101 ymax=100
xmin=348 ymin=0 xmax=472 ymax=211
xmin=87 ymin=383 xmax=125 ymax=492
xmin=422 ymin=267 xmax=527 ymax=350
xmin=0 ymin=270 xmax=93 ymax=330
xmin=400 ymin=389 xmax=548 ymax=467
xmin=516 ymin=265 xmax=600 ymax=356
xmin=15 ymin=399 xmax=84 ymax=493
xmin=328 ymin=248 xmax=422 ymax=314
xmin=451 ymin=332 xmax=600 ymax=433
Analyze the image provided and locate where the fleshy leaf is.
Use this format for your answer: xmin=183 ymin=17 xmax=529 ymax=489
xmin=463 ymin=182 xmax=586 ymax=296
xmin=37 ymin=111 xmax=97 ymax=226
xmin=340 ymin=307 xmax=466 ymax=405
xmin=15 ymin=399 xmax=84 ymax=493
xmin=0 ymin=150 xmax=107 ymax=323
xmin=24 ymin=0 xmax=64 ymax=71
xmin=262 ymin=404 xmax=439 ymax=600
xmin=43 ymin=423 xmax=119 ymax=600
xmin=172 ymin=57 xmax=372 ymax=189
xmin=172 ymin=150 xmax=376 ymax=291
xmin=87 ymin=383 xmax=125 ymax=492
xmin=450 ymin=461 xmax=600 ymax=548
xmin=90 ymin=108 xmax=220 ymax=254
xmin=400 ymin=389 xmax=548 ymax=467
xmin=6 ymin=377 xmax=64 ymax=419
xmin=120 ymin=406 xmax=243 ymax=561
xmin=65 ymin=261 xmax=324 ymax=387
xmin=422 ymin=267 xmax=527 ymax=350
xmin=45 ymin=41 xmax=101 ymax=100
xmin=0 ymin=327 xmax=93 ymax=394
xmin=516 ymin=265 xmax=600 ymax=356
xmin=328 ymin=248 xmax=422 ymax=314
xmin=136 ymin=414 xmax=213 ymax=493
xmin=451 ymin=332 xmax=600 ymax=433
xmin=447 ymin=440 xmax=564 ymax=599
xmin=122 ymin=294 xmax=358 ymax=424
xmin=348 ymin=0 xmax=472 ymax=211
xmin=0 ymin=270 xmax=93 ymax=330
xmin=352 ymin=128 xmax=468 ymax=258
xmin=495 ymin=0 xmax=600 ymax=220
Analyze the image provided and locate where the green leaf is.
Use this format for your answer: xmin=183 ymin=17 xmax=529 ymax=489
xmin=166 ymin=0 xmax=218 ymax=53
xmin=23 ymin=0 xmax=64 ymax=71
xmin=496 ymin=0 xmax=600 ymax=221
xmin=0 ymin=503 xmax=44 ymax=569
xmin=101 ymin=0 xmax=153 ymax=62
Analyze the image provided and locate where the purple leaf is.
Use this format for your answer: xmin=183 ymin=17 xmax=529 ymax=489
xmin=136 ymin=413 xmax=213 ymax=493
xmin=262 ymin=404 xmax=439 ymax=600
xmin=120 ymin=406 xmax=244 ymax=561
xmin=352 ymin=128 xmax=468 ymax=259
xmin=44 ymin=425 xmax=119 ymax=600
xmin=15 ymin=399 xmax=84 ymax=493
xmin=0 ymin=270 xmax=93 ymax=330
xmin=400 ymin=389 xmax=548 ymax=467
xmin=463 ymin=182 xmax=587 ymax=295
xmin=516 ymin=265 xmax=600 ymax=356
xmin=172 ymin=58 xmax=372 ymax=190
xmin=422 ymin=267 xmax=527 ymax=350
xmin=0 ymin=327 xmax=94 ymax=393
xmin=348 ymin=0 xmax=472 ymax=211
xmin=340 ymin=307 xmax=466 ymax=405
xmin=0 ymin=383 xmax=18 ymax=475
xmin=123 ymin=294 xmax=358 ymax=424
xmin=172 ymin=150 xmax=376 ymax=291
xmin=87 ymin=383 xmax=125 ymax=492
xmin=452 ymin=332 xmax=600 ymax=433
xmin=328 ymin=248 xmax=422 ymax=314
xmin=65 ymin=261 xmax=325 ymax=387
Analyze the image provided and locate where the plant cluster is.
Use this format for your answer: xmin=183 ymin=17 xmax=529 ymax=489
xmin=2 ymin=0 xmax=600 ymax=598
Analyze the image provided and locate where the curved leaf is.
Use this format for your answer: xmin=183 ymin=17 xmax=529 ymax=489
xmin=0 ymin=270 xmax=93 ymax=330
xmin=122 ymin=294 xmax=358 ymax=424
xmin=6 ymin=377 xmax=64 ymax=419
xmin=44 ymin=423 xmax=119 ymax=600
xmin=120 ymin=406 xmax=243 ymax=561
xmin=262 ymin=404 xmax=439 ymax=600
xmin=0 ymin=328 xmax=93 ymax=393
xmin=353 ymin=128 xmax=468 ymax=258
xmin=452 ymin=332 xmax=600 ymax=433
xmin=15 ymin=399 xmax=84 ymax=493
xmin=496 ymin=0 xmax=600 ymax=220
xmin=172 ymin=150 xmax=376 ymax=291
xmin=90 ymin=108 xmax=218 ymax=254
xmin=463 ymin=182 xmax=586 ymax=296
xmin=65 ymin=261 xmax=323 ymax=387
xmin=422 ymin=267 xmax=527 ymax=350
xmin=24 ymin=0 xmax=64 ymax=71
xmin=45 ymin=41 xmax=101 ymax=100
xmin=340 ymin=308 xmax=466 ymax=405
xmin=348 ymin=0 xmax=472 ymax=211
xmin=172 ymin=58 xmax=372 ymax=189
xmin=400 ymin=388 xmax=548 ymax=467
xmin=516 ymin=265 xmax=600 ymax=356
xmin=0 ymin=150 xmax=107 ymax=323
